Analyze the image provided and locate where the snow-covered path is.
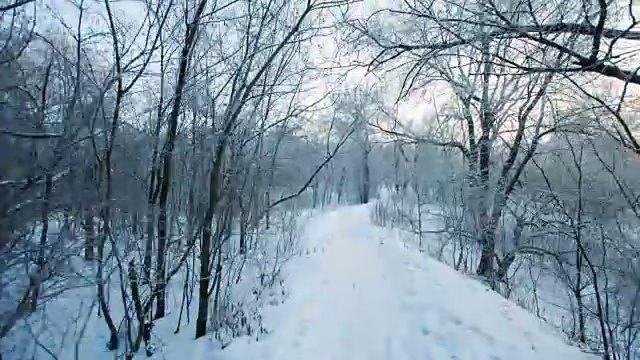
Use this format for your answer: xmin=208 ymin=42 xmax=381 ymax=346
xmin=222 ymin=205 xmax=595 ymax=360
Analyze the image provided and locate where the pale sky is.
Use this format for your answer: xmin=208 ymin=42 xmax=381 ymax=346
xmin=22 ymin=0 xmax=640 ymax=139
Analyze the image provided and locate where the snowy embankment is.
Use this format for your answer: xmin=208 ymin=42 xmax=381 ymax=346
xmin=1 ymin=208 xmax=314 ymax=360
xmin=219 ymin=205 xmax=596 ymax=360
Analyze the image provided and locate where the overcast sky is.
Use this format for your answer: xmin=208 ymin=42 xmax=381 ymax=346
xmin=24 ymin=0 xmax=640 ymax=138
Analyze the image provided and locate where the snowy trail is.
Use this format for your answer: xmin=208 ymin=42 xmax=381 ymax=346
xmin=221 ymin=205 xmax=595 ymax=360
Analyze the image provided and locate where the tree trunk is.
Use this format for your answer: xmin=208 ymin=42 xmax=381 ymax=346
xmin=127 ymin=259 xmax=145 ymax=354
xmin=195 ymin=217 xmax=212 ymax=338
xmin=312 ymin=178 xmax=318 ymax=208
xmin=239 ymin=202 xmax=247 ymax=254
xmin=144 ymin=204 xmax=154 ymax=284
xmin=82 ymin=209 xmax=96 ymax=261
xmin=360 ymin=155 xmax=370 ymax=204
xmin=145 ymin=38 xmax=164 ymax=284
xmin=32 ymin=172 xmax=52 ymax=311
xmin=337 ymin=168 xmax=345 ymax=203
xmin=155 ymin=200 xmax=168 ymax=319
xmin=265 ymin=189 xmax=271 ymax=229
xmin=155 ymin=0 xmax=209 ymax=319
xmin=358 ymin=127 xmax=371 ymax=204
xmin=476 ymin=232 xmax=495 ymax=277
xmin=97 ymin=231 xmax=119 ymax=350
xmin=195 ymin=149 xmax=225 ymax=338
xmin=496 ymin=252 xmax=515 ymax=282
xmin=475 ymin=133 xmax=494 ymax=277
xmin=476 ymin=208 xmax=498 ymax=278
xmin=475 ymin=22 xmax=496 ymax=279
xmin=211 ymin=245 xmax=224 ymax=330
xmin=575 ymin=247 xmax=586 ymax=343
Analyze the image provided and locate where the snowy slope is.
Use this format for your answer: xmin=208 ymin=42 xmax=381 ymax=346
xmin=220 ymin=204 xmax=597 ymax=360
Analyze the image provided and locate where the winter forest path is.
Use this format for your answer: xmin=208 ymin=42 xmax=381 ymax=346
xmin=221 ymin=205 xmax=595 ymax=360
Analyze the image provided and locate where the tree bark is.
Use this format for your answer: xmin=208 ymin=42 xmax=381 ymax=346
xmin=32 ymin=172 xmax=52 ymax=312
xmin=97 ymin=230 xmax=119 ymax=350
xmin=82 ymin=208 xmax=95 ymax=261
xmin=195 ymin=148 xmax=225 ymax=338
xmin=156 ymin=0 xmax=208 ymax=320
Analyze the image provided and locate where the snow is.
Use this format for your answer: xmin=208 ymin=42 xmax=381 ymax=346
xmin=221 ymin=204 xmax=596 ymax=360
xmin=2 ymin=204 xmax=598 ymax=359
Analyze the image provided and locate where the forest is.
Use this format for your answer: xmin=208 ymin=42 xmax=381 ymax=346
xmin=1 ymin=0 xmax=639 ymax=359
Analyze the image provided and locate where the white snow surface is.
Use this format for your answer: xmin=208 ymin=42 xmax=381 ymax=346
xmin=220 ymin=204 xmax=596 ymax=360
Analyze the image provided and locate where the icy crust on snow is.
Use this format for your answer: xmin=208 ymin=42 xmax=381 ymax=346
xmin=220 ymin=205 xmax=596 ymax=360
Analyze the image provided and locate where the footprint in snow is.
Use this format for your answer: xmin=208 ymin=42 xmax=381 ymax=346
xmin=438 ymin=312 xmax=462 ymax=326
xmin=405 ymin=286 xmax=417 ymax=297
xmin=467 ymin=324 xmax=495 ymax=344
xmin=450 ymin=315 xmax=463 ymax=326
xmin=406 ymin=264 xmax=424 ymax=271
xmin=400 ymin=298 xmax=420 ymax=311
xmin=434 ymin=333 xmax=459 ymax=356
xmin=420 ymin=325 xmax=431 ymax=336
